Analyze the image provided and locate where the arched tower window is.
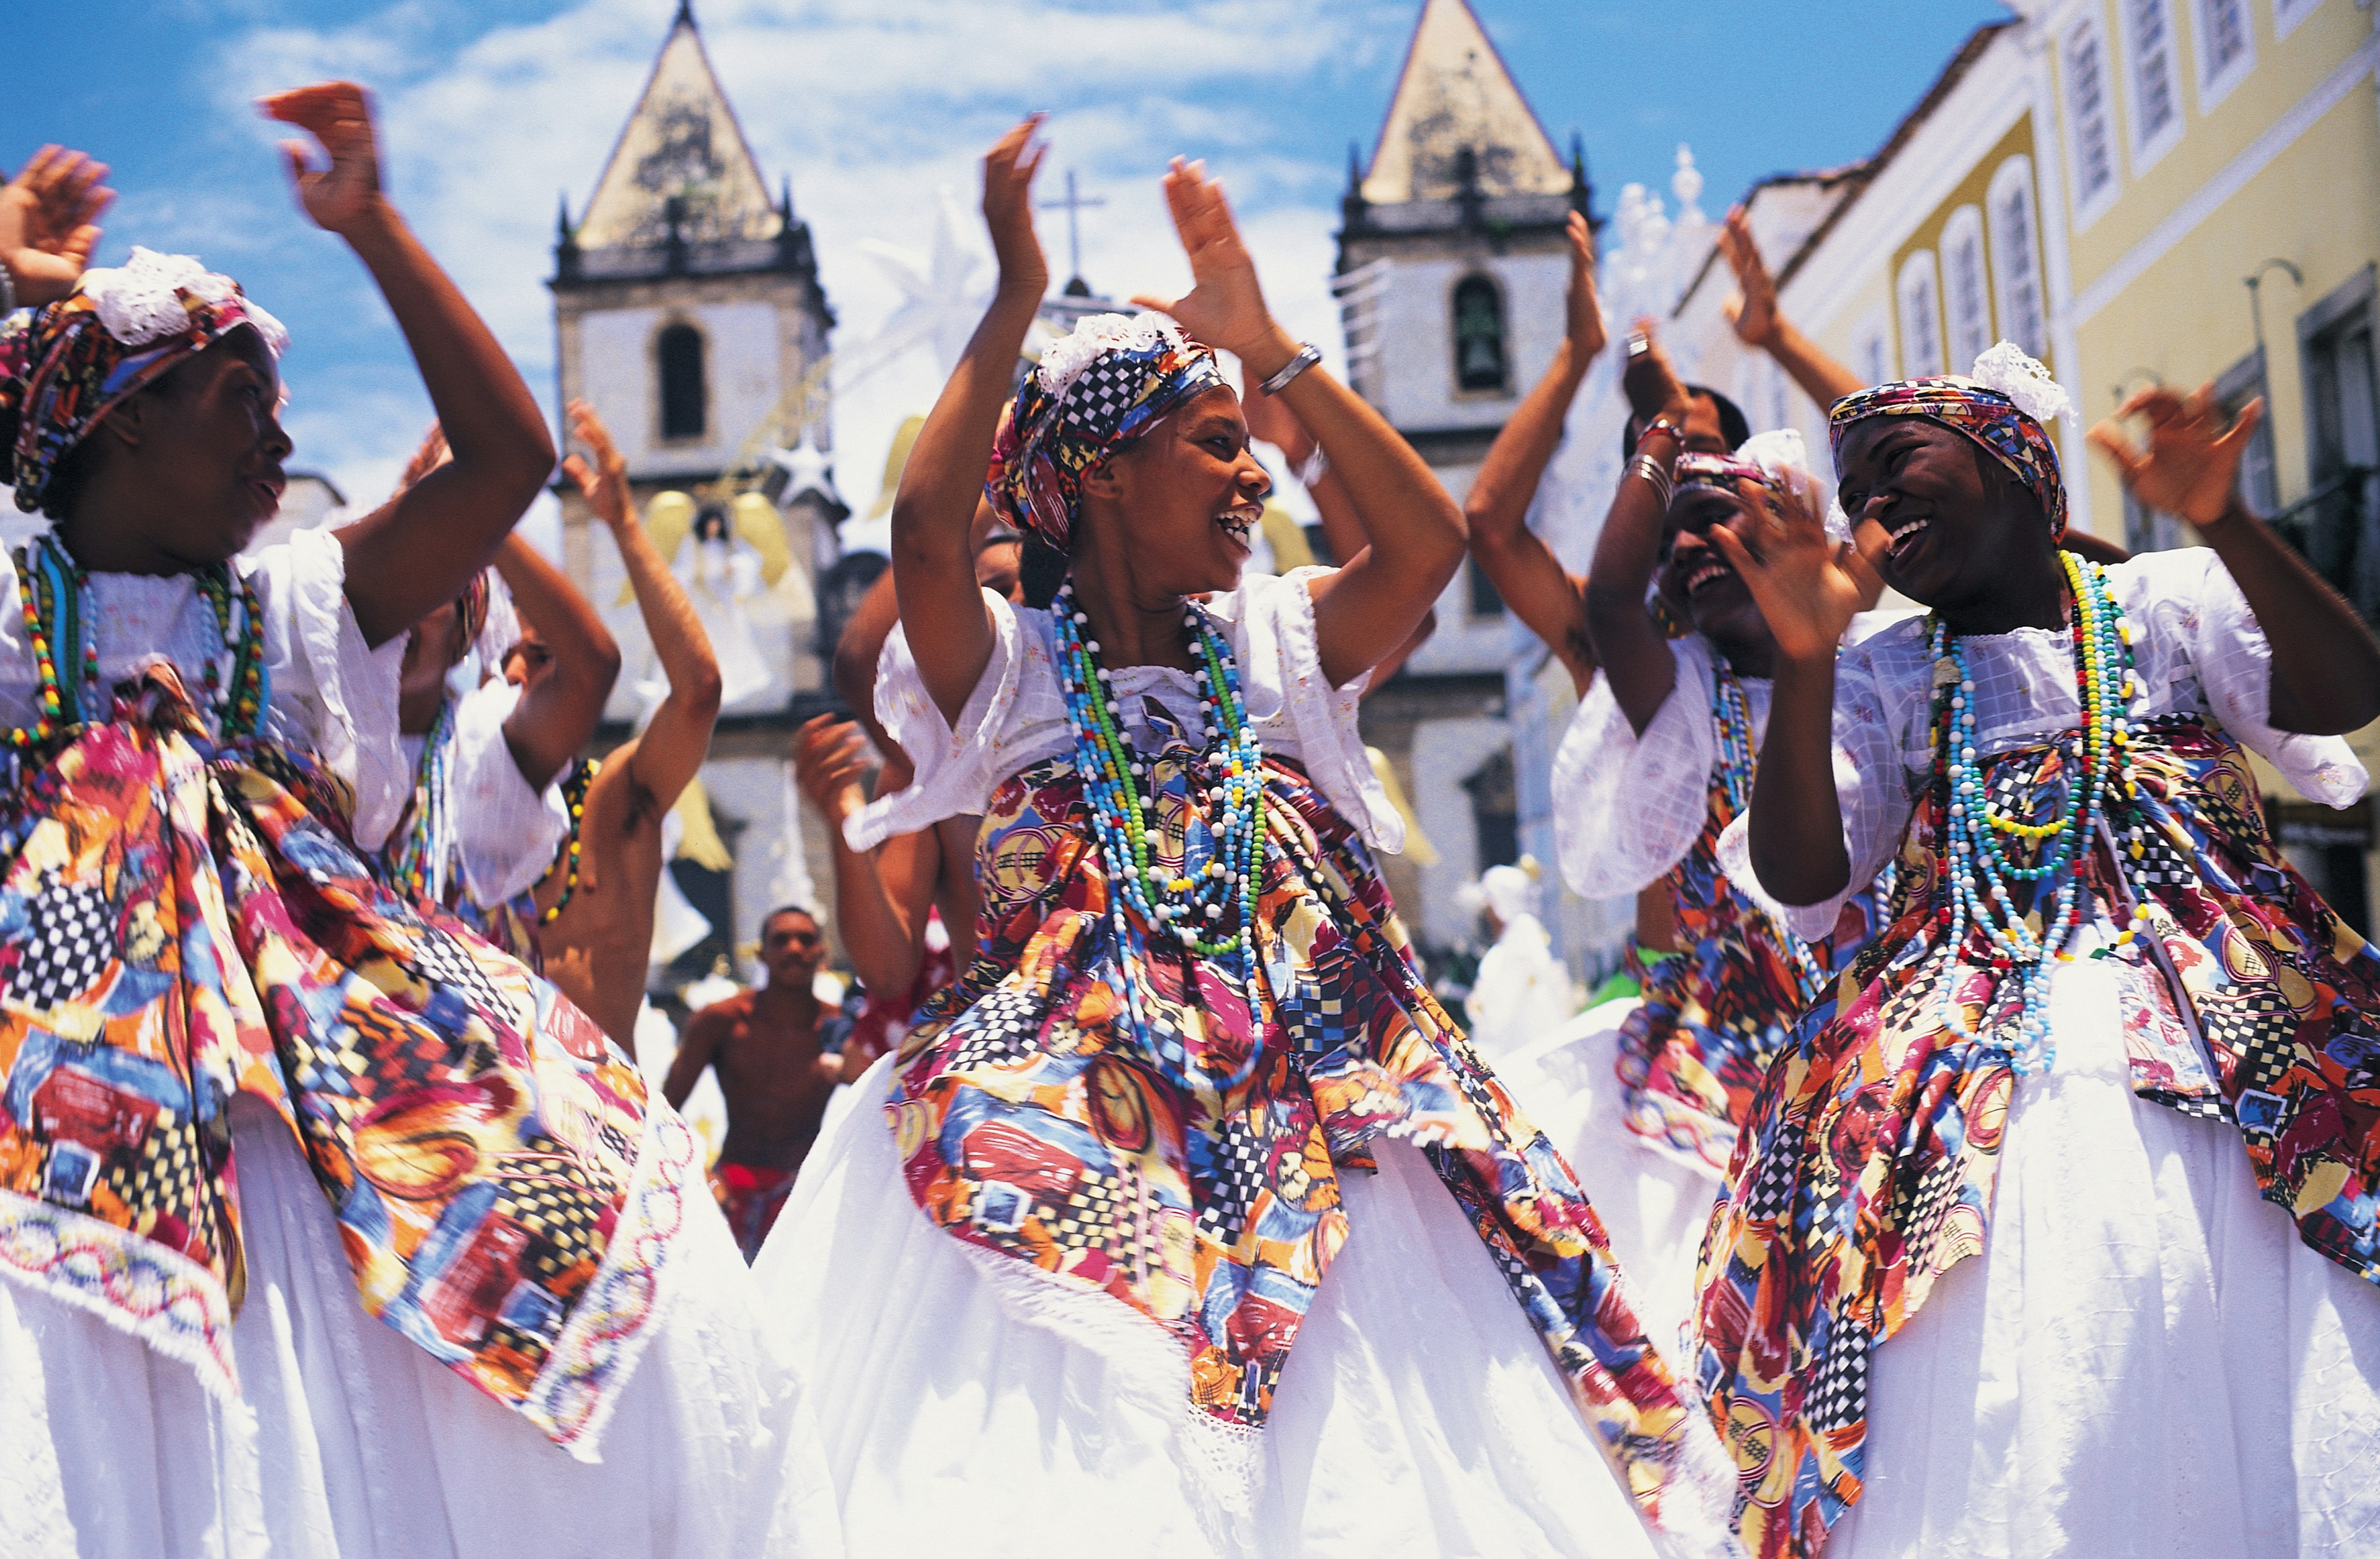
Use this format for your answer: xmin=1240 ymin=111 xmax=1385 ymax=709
xmin=658 ymin=322 xmax=707 ymax=441
xmin=1452 ymin=276 xmax=1508 ymax=393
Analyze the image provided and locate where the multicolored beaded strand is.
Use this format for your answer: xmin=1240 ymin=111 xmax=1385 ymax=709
xmin=389 ymin=695 xmax=457 ymax=903
xmin=1929 ymin=548 xmax=2141 ymax=1073
xmin=539 ymin=756 xmax=597 ymax=924
xmin=1051 ymin=581 xmax=1267 ymax=1084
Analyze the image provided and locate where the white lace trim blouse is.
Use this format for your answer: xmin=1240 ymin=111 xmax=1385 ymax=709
xmin=850 ymin=568 xmax=1401 ymax=855
xmin=1716 ymin=547 xmax=2369 ymax=942
xmin=0 ymin=527 xmax=411 ymax=850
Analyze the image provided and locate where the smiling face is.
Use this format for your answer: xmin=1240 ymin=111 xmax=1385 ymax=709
xmin=1835 ymin=416 xmax=2053 ymax=614
xmin=1076 ymin=386 xmax=1271 ymax=599
xmin=1657 ymin=484 xmax=1776 ymax=652
xmin=58 ymin=327 xmax=290 ymax=568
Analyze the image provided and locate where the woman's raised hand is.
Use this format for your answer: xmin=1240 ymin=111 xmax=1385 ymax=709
xmin=1562 ymin=210 xmax=1606 ymax=364
xmin=982 ymin=115 xmax=1049 ymax=299
xmin=1620 ymin=317 xmax=1693 ymax=426
xmin=1719 ymin=205 xmax=1779 ymax=349
xmin=259 ymin=82 xmax=388 ymax=237
xmin=1132 ymin=158 xmax=1284 ymax=367
xmin=2089 ymin=383 xmax=2261 ymax=529
xmin=562 ymin=398 xmax=633 ymax=529
xmin=1704 ymin=478 xmax=1872 ymax=664
xmin=0 ymin=146 xmax=113 ymax=307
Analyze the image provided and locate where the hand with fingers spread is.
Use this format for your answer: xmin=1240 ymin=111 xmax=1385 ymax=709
xmin=258 ymin=81 xmax=387 ymax=237
xmin=982 ymin=115 xmax=1049 ymax=300
xmin=563 ymin=398 xmax=633 ymax=530
xmin=1131 ymin=158 xmax=1294 ymax=375
xmin=1703 ymin=477 xmax=1872 ymax=665
xmin=1562 ymin=209 xmax=1607 ymax=364
xmin=1 ymin=146 xmax=114 ymax=307
xmin=2089 ymin=383 xmax=2263 ymax=530
xmin=1719 ymin=206 xmax=1778 ymax=349
xmin=1621 ymin=317 xmax=1693 ymax=429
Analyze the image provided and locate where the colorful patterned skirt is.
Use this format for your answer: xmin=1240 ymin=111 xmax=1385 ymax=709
xmin=0 ymin=674 xmax=809 ymax=1558
xmin=1693 ymin=717 xmax=2380 ymax=1558
xmin=773 ymin=742 xmax=1740 ymax=1549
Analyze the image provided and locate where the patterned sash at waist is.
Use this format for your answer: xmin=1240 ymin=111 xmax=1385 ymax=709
xmin=0 ymin=669 xmax=693 ymax=1460
xmin=1693 ymin=714 xmax=2380 ymax=1558
xmin=887 ymin=742 xmax=1730 ymax=1530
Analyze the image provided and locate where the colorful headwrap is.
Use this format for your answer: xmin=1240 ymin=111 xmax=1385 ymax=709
xmin=986 ymin=311 xmax=1230 ymax=551
xmin=1673 ymin=427 xmax=1844 ymax=542
xmin=0 ymin=248 xmax=288 ymax=514
xmin=1828 ymin=341 xmax=2071 ymax=538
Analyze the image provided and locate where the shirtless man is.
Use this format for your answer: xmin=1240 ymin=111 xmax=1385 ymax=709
xmin=531 ymin=398 xmax=724 ymax=1051
xmin=666 ymin=905 xmax=837 ymax=1260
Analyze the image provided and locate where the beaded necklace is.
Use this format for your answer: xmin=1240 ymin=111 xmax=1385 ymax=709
xmin=1050 ymin=581 xmax=1268 ymax=1084
xmin=539 ymin=755 xmax=596 ymax=924
xmin=6 ymin=534 xmax=268 ymax=749
xmin=1708 ymin=659 xmax=1828 ymax=993
xmin=389 ymin=695 xmax=456 ymax=903
xmin=1928 ymin=549 xmax=2143 ymax=1073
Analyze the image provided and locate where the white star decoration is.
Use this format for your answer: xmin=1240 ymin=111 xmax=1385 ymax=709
xmin=854 ymin=185 xmax=991 ymax=380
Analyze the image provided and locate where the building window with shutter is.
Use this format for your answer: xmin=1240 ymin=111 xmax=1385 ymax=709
xmin=2118 ymin=0 xmax=2185 ymax=166
xmin=1986 ymin=157 xmax=2050 ymax=361
xmin=658 ymin=322 xmax=707 ymax=441
xmin=1941 ymin=207 xmax=1993 ymax=374
xmin=2192 ymin=0 xmax=2256 ymax=107
xmin=1452 ymin=275 xmax=1509 ymax=393
xmin=1897 ymin=252 xmax=1945 ymax=379
xmin=2063 ymin=19 xmax=2121 ymax=223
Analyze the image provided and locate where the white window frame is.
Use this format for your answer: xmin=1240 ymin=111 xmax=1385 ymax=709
xmin=1985 ymin=157 xmax=2051 ymax=362
xmin=1853 ymin=304 xmax=1893 ymax=390
xmin=2115 ymin=0 xmax=2188 ymax=171
xmin=2061 ymin=14 xmax=2124 ymax=228
xmin=2273 ymin=0 xmax=2326 ymax=41
xmin=1940 ymin=206 xmax=1994 ymax=373
xmin=1897 ymin=251 xmax=1946 ymax=380
xmin=2188 ymin=0 xmax=2258 ymax=109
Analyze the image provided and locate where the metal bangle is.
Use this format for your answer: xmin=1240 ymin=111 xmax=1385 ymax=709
xmin=1258 ymin=342 xmax=1323 ymax=396
xmin=1632 ymin=454 xmax=1675 ymax=511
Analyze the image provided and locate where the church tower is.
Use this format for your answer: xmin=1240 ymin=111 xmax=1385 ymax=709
xmin=1337 ymin=0 xmax=1593 ymax=955
xmin=550 ymin=2 xmax=840 ymax=983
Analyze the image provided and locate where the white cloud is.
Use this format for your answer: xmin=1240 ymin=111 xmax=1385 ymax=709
xmin=204 ymin=0 xmax=1404 ymax=506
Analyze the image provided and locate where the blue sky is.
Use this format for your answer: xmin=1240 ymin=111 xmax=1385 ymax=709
xmin=2 ymin=0 xmax=2006 ymax=515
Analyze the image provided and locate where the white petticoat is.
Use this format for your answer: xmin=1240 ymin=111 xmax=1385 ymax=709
xmin=1830 ymin=947 xmax=2380 ymax=1558
xmin=1497 ymin=998 xmax=1722 ymax=1359
xmin=754 ymin=1055 xmax=1699 ymax=1559
xmin=0 ymin=1096 xmax=842 ymax=1559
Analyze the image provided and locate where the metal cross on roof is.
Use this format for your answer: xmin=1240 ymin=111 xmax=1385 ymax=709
xmin=1039 ymin=169 xmax=1106 ymax=296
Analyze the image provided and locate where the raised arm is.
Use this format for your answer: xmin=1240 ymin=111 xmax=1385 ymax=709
xmin=1582 ymin=325 xmax=1696 ymax=732
xmin=492 ymin=531 xmax=618 ymax=791
xmin=795 ymin=714 xmax=931 ymax=999
xmin=566 ymin=399 xmax=722 ymax=808
xmin=1465 ymin=209 xmax=1604 ymax=695
xmin=1 ymin=146 xmax=112 ymax=307
xmin=262 ymin=82 xmax=555 ymax=647
xmin=1134 ymin=160 xmax=1463 ymax=689
xmin=1719 ymin=206 xmax=1863 ymax=411
xmin=662 ymin=1006 xmax=726 ymax=1111
xmin=896 ymin=118 xmax=1047 ymax=726
xmin=2091 ymin=385 xmax=2380 ymax=736
xmin=1702 ymin=479 xmax=1873 ymax=906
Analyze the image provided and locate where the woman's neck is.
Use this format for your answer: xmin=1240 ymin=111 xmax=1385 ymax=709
xmin=1939 ymin=546 xmax=2068 ymax=637
xmin=1064 ymin=551 xmax=1197 ymax=673
xmin=1713 ymin=633 xmax=1777 ymax=680
xmin=52 ymin=512 xmax=186 ymax=577
xmin=399 ymin=681 xmax=447 ymax=735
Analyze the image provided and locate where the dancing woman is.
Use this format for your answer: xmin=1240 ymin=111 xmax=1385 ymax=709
xmin=0 ymin=86 xmax=806 ymax=1559
xmin=754 ymin=121 xmax=1735 ymax=1556
xmin=1698 ymin=348 xmax=2380 ymax=1557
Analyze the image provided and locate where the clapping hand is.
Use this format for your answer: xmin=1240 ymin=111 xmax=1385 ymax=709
xmin=1620 ymin=317 xmax=1693 ymax=427
xmin=562 ymin=399 xmax=632 ymax=529
xmin=793 ymin=714 xmax=873 ymax=825
xmin=258 ymin=81 xmax=387 ymax=237
xmin=2087 ymin=383 xmax=2261 ymax=529
xmin=0 ymin=146 xmax=113 ymax=307
xmin=1562 ymin=209 xmax=1606 ymax=363
xmin=1132 ymin=158 xmax=1284 ymax=367
xmin=1718 ymin=205 xmax=1778 ymax=349
xmin=982 ymin=116 xmax=1049 ymax=300
xmin=1703 ymin=470 xmax=1875 ymax=664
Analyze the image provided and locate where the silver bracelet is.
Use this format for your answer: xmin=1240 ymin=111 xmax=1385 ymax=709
xmin=1258 ymin=342 xmax=1323 ymax=396
xmin=1631 ymin=453 xmax=1675 ymax=511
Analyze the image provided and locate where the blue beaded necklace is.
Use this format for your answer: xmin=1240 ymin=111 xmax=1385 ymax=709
xmin=390 ymin=693 xmax=457 ymax=903
xmin=1051 ymin=581 xmax=1268 ymax=1085
xmin=1709 ymin=659 xmax=1828 ymax=993
xmin=1929 ymin=549 xmax=2142 ymax=1073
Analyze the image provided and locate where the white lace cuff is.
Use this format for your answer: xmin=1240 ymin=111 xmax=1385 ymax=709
xmin=447 ymin=678 xmax=571 ymax=906
xmin=848 ymin=589 xmax=1023 ymax=851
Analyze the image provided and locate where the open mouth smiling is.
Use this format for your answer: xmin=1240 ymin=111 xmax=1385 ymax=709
xmin=1217 ymin=506 xmax=1259 ymax=548
xmin=1683 ymin=559 xmax=1732 ymax=597
xmin=1886 ymin=515 xmax=1930 ymax=563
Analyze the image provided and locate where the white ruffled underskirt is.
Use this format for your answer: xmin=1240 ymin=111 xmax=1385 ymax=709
xmin=0 ymin=1095 xmax=842 ymax=1559
xmin=754 ymin=1055 xmax=1704 ymax=1558
xmin=1497 ymin=997 xmax=1723 ymax=1359
xmin=1830 ymin=947 xmax=2380 ymax=1558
